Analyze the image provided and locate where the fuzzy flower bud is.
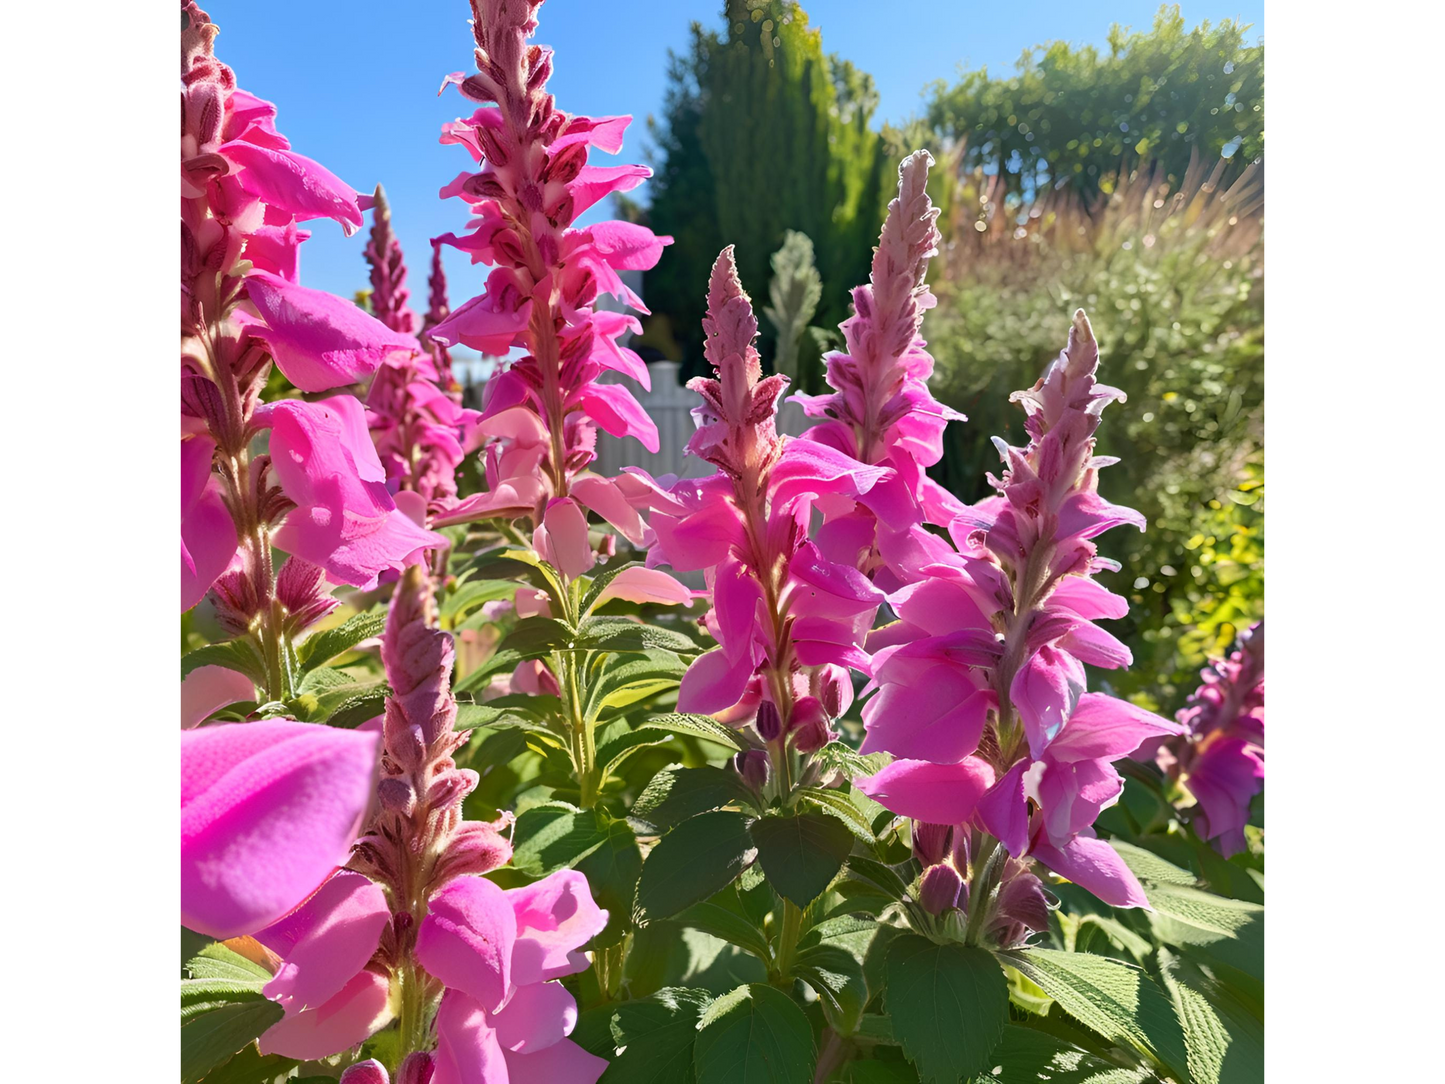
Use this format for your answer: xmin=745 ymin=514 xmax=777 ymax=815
xmin=733 ymin=749 xmax=771 ymax=793
xmin=911 ymin=821 xmax=954 ymax=868
xmin=918 ymin=863 xmax=964 ymax=916
xmin=755 ymin=699 xmax=783 ymax=743
xmin=339 ymin=1061 xmax=389 ymax=1084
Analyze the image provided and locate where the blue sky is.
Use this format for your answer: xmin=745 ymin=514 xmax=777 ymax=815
xmin=211 ymin=0 xmax=1263 ymax=306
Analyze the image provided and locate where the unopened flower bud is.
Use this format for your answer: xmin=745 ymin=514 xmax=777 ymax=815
xmin=788 ymin=697 xmax=833 ymax=753
xmin=755 ymin=699 xmax=782 ymax=742
xmin=818 ymin=665 xmax=853 ymax=718
xmin=399 ymin=1051 xmax=435 ymax=1084
xmin=918 ymin=863 xmax=964 ymax=916
xmin=733 ymin=749 xmax=771 ymax=792
xmin=911 ymin=821 xmax=953 ymax=868
xmin=339 ymin=1059 xmax=389 ymax=1084
xmin=377 ymin=777 xmax=416 ymax=815
xmin=426 ymin=767 xmax=479 ymax=811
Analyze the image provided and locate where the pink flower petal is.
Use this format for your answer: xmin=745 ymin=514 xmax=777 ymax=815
xmin=1047 ymin=694 xmax=1183 ymax=763
xmin=532 ymin=498 xmax=595 ymax=581
xmin=181 ymin=436 xmax=238 ymax=611
xmin=416 ymin=876 xmax=518 ymax=1012
xmin=571 ymin=474 xmax=645 ymax=545
xmin=508 ymin=870 xmax=609 ymax=986
xmin=181 ymin=665 xmax=255 ymax=729
xmin=433 ymin=990 xmax=509 ymax=1084
xmin=502 ymin=1039 xmax=609 ymax=1084
xmin=1029 ymin=831 xmax=1150 ymax=909
xmin=860 ymin=675 xmax=990 ymax=764
xmin=576 ymin=382 xmax=660 ymax=453
xmin=583 ymin=220 xmax=672 ymax=271
xmin=594 ymin=566 xmax=693 ymax=607
xmin=243 ymin=270 xmax=417 ymax=392
xmin=258 ymin=969 xmax=391 ymax=1060
xmin=256 ymin=870 xmax=390 ymax=1015
xmin=856 ymin=756 xmax=997 ymax=824
xmin=181 ymin=721 xmax=381 ymax=938
xmin=427 ymin=290 xmax=533 ymax=355
xmin=976 ymin=760 xmax=1031 ymax=856
xmin=492 ymin=980 xmax=577 ymax=1054
xmin=221 ymin=140 xmax=363 ymax=235
xmin=677 ymin=646 xmax=756 ymax=716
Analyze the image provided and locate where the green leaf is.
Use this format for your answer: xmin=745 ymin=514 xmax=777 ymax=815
xmin=596 ymin=725 xmax=678 ymax=781
xmin=674 ymin=901 xmax=772 ymax=963
xmin=997 ymin=948 xmax=1190 ymax=1081
xmin=633 ymin=810 xmax=758 ymax=926
xmin=181 ymin=639 xmax=268 ymax=685
xmin=973 ymin=1026 xmax=1153 ymax=1083
xmin=585 ymin=651 xmax=687 ymax=718
xmin=512 ymin=805 xmax=610 ymax=876
xmin=749 ymin=811 xmax=855 ymax=908
xmin=813 ymin=741 xmax=889 ymax=780
xmin=183 ymin=942 xmax=272 ymax=983
xmin=885 ymin=935 xmax=1008 ymax=1083
xmin=192 ymin=1044 xmax=297 ymax=1084
xmin=1156 ymin=947 xmax=1263 ymax=1084
xmin=500 ymin=616 xmax=575 ymax=657
xmin=642 ymin=713 xmax=751 ymax=752
xmin=1111 ymin=840 xmax=1199 ymax=887
xmin=453 ymin=648 xmax=528 ymax=694
xmin=796 ymin=942 xmax=869 ymax=1035
xmin=576 ymin=617 xmax=699 ymax=654
xmin=692 ymin=983 xmax=816 ymax=1084
xmin=296 ymin=610 xmax=386 ymax=672
xmin=629 ymin=766 xmax=755 ymax=835
xmin=845 ymin=855 xmax=911 ymax=900
xmin=441 ymin=579 xmax=518 ymax=621
xmin=602 ymin=987 xmax=713 ymax=1084
xmin=180 ymin=998 xmax=284 ymax=1083
xmin=798 ymin=786 xmax=878 ymax=842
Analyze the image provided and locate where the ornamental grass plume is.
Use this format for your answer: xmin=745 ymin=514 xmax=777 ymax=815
xmin=427 ymin=0 xmax=671 ymax=540
xmin=180 ymin=1 xmax=443 ymax=699
xmin=638 ymin=247 xmax=889 ymax=774
xmin=363 ymin=186 xmax=481 ymax=507
xmin=252 ymin=565 xmax=607 ymax=1082
xmin=795 ymin=150 xmax=967 ymax=589
xmin=858 ymin=312 xmax=1184 ymax=908
xmin=1156 ymin=621 xmax=1265 ymax=857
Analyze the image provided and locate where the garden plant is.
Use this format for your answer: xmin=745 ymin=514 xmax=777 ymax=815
xmin=180 ymin=2 xmax=1265 ymax=1082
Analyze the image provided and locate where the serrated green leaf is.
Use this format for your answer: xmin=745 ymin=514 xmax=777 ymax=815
xmin=693 ymin=983 xmax=816 ymax=1084
xmin=596 ymin=725 xmax=678 ymax=781
xmin=585 ymin=651 xmax=687 ymax=718
xmin=501 ymin=616 xmax=575 ymax=656
xmin=642 ymin=713 xmax=750 ymax=752
xmin=799 ymin=786 xmax=878 ymax=842
xmin=998 ymin=948 xmax=1190 ymax=1081
xmin=628 ymin=767 xmax=754 ymax=835
xmin=633 ymin=811 xmax=757 ymax=926
xmin=846 ymin=855 xmax=910 ymax=900
xmin=576 ymin=617 xmax=699 ymax=654
xmin=192 ymin=1044 xmax=298 ymax=1084
xmin=183 ymin=942 xmax=272 ymax=983
xmin=1156 ymin=947 xmax=1263 ymax=1084
xmin=885 ymin=935 xmax=1009 ymax=1083
xmin=575 ymin=817 xmax=643 ymax=946
xmin=440 ymin=578 xmax=518 ymax=621
xmin=512 ymin=805 xmax=609 ymax=876
xmin=1111 ymin=840 xmax=1199 ymax=887
xmin=181 ymin=998 xmax=284 ymax=1084
xmin=969 ymin=1026 xmax=1153 ymax=1083
xmin=749 ymin=811 xmax=855 ymax=908
xmin=601 ymin=986 xmax=713 ymax=1084
xmin=674 ymin=901 xmax=772 ymax=964
xmin=296 ymin=610 xmax=386 ymax=672
xmin=181 ymin=639 xmax=268 ymax=685
xmin=796 ymin=942 xmax=869 ymax=1035
xmin=813 ymin=741 xmax=889 ymax=780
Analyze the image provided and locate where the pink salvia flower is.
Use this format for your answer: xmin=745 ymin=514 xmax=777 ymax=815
xmin=255 ymin=564 xmax=603 ymax=1078
xmin=639 ymin=247 xmax=889 ymax=751
xmin=795 ymin=150 xmax=967 ymax=589
xmin=1156 ymin=622 xmax=1265 ymax=857
xmin=427 ymin=0 xmax=672 ymax=538
xmin=181 ymin=1 xmax=437 ymax=685
xmin=363 ymin=187 xmax=482 ymax=505
xmin=860 ymin=312 xmax=1183 ymax=908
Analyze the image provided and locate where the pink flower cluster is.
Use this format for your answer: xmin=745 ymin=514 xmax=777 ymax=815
xmin=362 ymin=186 xmax=482 ymax=509
xmin=1157 ymin=622 xmax=1265 ymax=857
xmin=181 ymin=1 xmax=443 ymax=633
xmin=636 ymin=248 xmax=889 ymax=751
xmin=855 ymin=312 xmax=1184 ymax=908
xmin=794 ymin=151 xmax=967 ymax=590
xmin=427 ymin=0 xmax=670 ymax=546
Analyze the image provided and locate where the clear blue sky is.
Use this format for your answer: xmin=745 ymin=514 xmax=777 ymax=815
xmin=210 ymin=0 xmax=1263 ymax=306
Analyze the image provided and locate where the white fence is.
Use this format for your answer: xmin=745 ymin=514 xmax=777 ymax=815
xmin=462 ymin=360 xmax=813 ymax=480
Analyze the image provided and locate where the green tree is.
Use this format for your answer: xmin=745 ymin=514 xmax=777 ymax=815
xmin=924 ymin=5 xmax=1262 ymax=200
xmin=645 ymin=0 xmax=888 ymax=377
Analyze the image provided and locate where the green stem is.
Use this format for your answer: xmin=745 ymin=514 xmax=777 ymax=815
xmin=772 ymin=897 xmax=805 ymax=983
xmin=963 ymin=835 xmax=1003 ymax=947
xmin=395 ymin=961 xmax=430 ymax=1066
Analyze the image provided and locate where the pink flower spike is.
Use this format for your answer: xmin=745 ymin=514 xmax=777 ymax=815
xmin=181 ymin=721 xmax=381 ymax=939
xmin=181 ymin=665 xmax=255 ymax=729
xmin=257 ymin=968 xmax=391 ymax=1060
xmin=266 ymin=397 xmax=447 ymax=589
xmin=856 ymin=756 xmax=997 ymax=824
xmin=508 ymin=870 xmax=610 ymax=986
xmin=256 ymin=870 xmax=390 ymax=1015
xmin=243 ymin=271 xmax=418 ymax=392
xmin=415 ymin=875 xmax=518 ymax=1012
